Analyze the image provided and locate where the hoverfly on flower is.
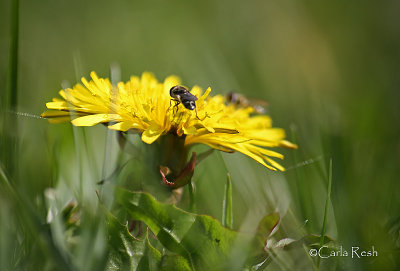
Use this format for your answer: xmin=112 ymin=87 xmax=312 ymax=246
xmin=169 ymin=85 xmax=206 ymax=121
xmin=170 ymin=85 xmax=197 ymax=111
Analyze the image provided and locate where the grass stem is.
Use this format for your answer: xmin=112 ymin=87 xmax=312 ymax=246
xmin=3 ymin=0 xmax=19 ymax=178
xmin=222 ymin=173 xmax=233 ymax=228
xmin=317 ymin=158 xmax=333 ymax=268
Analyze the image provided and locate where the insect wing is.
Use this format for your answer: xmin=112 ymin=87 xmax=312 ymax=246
xmin=180 ymin=92 xmax=198 ymax=101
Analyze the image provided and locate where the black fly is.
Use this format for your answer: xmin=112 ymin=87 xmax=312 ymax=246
xmin=170 ymin=85 xmax=206 ymax=120
xmin=170 ymin=85 xmax=198 ymax=110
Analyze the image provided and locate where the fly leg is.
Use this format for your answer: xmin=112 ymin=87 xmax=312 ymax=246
xmin=168 ymin=99 xmax=180 ymax=115
xmin=195 ymin=108 xmax=209 ymax=121
xmin=173 ymin=100 xmax=180 ymax=115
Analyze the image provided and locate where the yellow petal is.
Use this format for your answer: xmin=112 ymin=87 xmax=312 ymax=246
xmin=197 ymin=87 xmax=212 ymax=104
xmin=48 ymin=117 xmax=72 ymax=124
xmin=279 ymin=140 xmax=298 ymax=149
xmin=52 ymin=97 xmax=64 ymax=102
xmin=264 ymin=157 xmax=285 ymax=171
xmin=229 ymin=144 xmax=277 ymax=171
xmin=41 ymin=111 xmax=72 ymax=118
xmin=71 ymin=114 xmax=121 ymax=126
xmin=46 ymin=101 xmax=69 ymax=109
xmin=246 ymin=145 xmax=284 ymax=159
xmin=59 ymin=89 xmax=68 ymax=100
xmin=141 ymin=123 xmax=164 ymax=144
xmin=182 ymin=125 xmax=197 ymax=135
xmin=108 ymin=121 xmax=140 ymax=132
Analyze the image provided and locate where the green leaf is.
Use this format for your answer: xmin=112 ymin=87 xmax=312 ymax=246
xmin=195 ymin=148 xmax=214 ymax=166
xmin=255 ymin=212 xmax=280 ymax=249
xmin=246 ymin=212 xmax=280 ymax=267
xmin=115 ymin=187 xmax=253 ymax=270
xmin=160 ymin=255 xmax=192 ymax=271
xmin=105 ymin=213 xmax=161 ymax=271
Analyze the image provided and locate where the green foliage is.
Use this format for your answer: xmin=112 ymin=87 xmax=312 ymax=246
xmin=254 ymin=212 xmax=280 ymax=248
xmin=115 ymin=187 xmax=254 ymax=270
xmin=106 ymin=213 xmax=161 ymax=271
xmin=160 ymin=255 xmax=191 ymax=271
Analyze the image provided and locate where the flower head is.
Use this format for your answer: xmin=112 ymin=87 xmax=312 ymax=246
xmin=42 ymin=72 xmax=297 ymax=171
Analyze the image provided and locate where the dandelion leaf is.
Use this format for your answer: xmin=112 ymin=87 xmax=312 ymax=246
xmin=115 ymin=187 xmax=255 ymax=270
xmin=105 ymin=213 xmax=161 ymax=271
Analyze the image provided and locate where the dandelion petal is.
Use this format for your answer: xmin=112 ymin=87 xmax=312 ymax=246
xmin=71 ymin=114 xmax=120 ymax=126
xmin=142 ymin=123 xmax=164 ymax=144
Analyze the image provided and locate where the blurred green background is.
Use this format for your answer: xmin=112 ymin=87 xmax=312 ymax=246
xmin=1 ymin=0 xmax=399 ymax=270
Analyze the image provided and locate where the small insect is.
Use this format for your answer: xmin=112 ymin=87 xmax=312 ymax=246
xmin=226 ymin=91 xmax=268 ymax=114
xmin=170 ymin=85 xmax=198 ymax=110
xmin=170 ymin=85 xmax=207 ymax=120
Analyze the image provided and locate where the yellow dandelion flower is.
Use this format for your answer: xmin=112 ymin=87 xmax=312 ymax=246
xmin=42 ymin=72 xmax=297 ymax=171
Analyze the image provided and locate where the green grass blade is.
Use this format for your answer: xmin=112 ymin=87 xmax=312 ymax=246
xmin=2 ymin=0 xmax=19 ymax=177
xmin=290 ymin=125 xmax=312 ymax=231
xmin=0 ymin=163 xmax=16 ymax=199
xmin=0 ymin=164 xmax=73 ymax=270
xmin=222 ymin=173 xmax=233 ymax=229
xmin=317 ymin=158 xmax=333 ymax=268
xmin=6 ymin=0 xmax=19 ymax=109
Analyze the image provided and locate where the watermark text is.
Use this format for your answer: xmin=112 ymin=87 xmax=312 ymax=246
xmin=309 ymin=246 xmax=378 ymax=259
